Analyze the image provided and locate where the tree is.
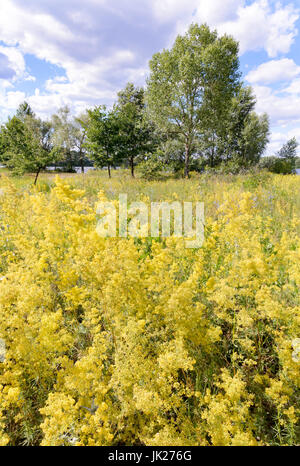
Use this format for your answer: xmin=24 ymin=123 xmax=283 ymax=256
xmin=158 ymin=138 xmax=186 ymax=173
xmin=146 ymin=23 xmax=240 ymax=177
xmin=85 ymin=105 xmax=121 ymax=178
xmin=259 ymin=156 xmax=293 ymax=174
xmin=214 ymin=86 xmax=269 ymax=168
xmin=226 ymin=87 xmax=269 ymax=166
xmin=200 ymin=86 xmax=255 ymax=167
xmin=16 ymin=101 xmax=35 ymax=120
xmin=1 ymin=114 xmax=55 ymax=184
xmin=51 ymin=106 xmax=77 ymax=172
xmin=198 ymin=86 xmax=269 ymax=169
xmin=137 ymin=151 xmax=164 ymax=180
xmin=73 ymin=112 xmax=90 ymax=173
xmin=277 ymin=137 xmax=298 ymax=170
xmin=0 ymin=125 xmax=8 ymax=163
xmin=117 ymin=83 xmax=156 ymax=177
xmin=238 ymin=112 xmax=269 ymax=166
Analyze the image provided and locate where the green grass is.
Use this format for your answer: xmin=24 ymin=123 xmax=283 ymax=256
xmin=1 ymin=168 xmax=299 ymax=232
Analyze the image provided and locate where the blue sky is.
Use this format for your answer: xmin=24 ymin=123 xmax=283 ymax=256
xmin=0 ymin=0 xmax=299 ymax=155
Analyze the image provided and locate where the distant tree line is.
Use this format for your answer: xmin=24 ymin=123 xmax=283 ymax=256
xmin=258 ymin=137 xmax=299 ymax=174
xmin=0 ymin=23 xmax=298 ymax=183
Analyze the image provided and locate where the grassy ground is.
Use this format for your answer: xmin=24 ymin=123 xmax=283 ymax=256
xmin=1 ymin=167 xmax=300 ymax=225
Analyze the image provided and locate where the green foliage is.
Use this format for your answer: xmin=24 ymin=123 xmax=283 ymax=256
xmin=116 ymin=83 xmax=157 ymax=177
xmin=238 ymin=112 xmax=270 ymax=165
xmin=137 ymin=152 xmax=164 ymax=180
xmin=51 ymin=106 xmax=78 ymax=171
xmin=259 ymin=156 xmax=294 ymax=174
xmin=0 ymin=126 xmax=8 ymax=163
xmin=85 ymin=105 xmax=122 ymax=177
xmin=146 ymin=23 xmax=241 ymax=177
xmin=0 ymin=104 xmax=55 ymax=183
xmin=277 ymin=138 xmax=299 ymax=172
xmin=200 ymin=87 xmax=269 ymax=169
xmin=15 ymin=101 xmax=35 ymax=120
xmin=204 ymin=159 xmax=252 ymax=175
xmin=225 ymin=87 xmax=269 ymax=166
xmin=73 ymin=112 xmax=90 ymax=173
xmin=278 ymin=137 xmax=298 ymax=160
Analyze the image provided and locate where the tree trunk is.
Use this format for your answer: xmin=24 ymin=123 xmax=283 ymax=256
xmin=210 ymin=147 xmax=214 ymax=168
xmin=184 ymin=143 xmax=190 ymax=178
xmin=130 ymin=157 xmax=135 ymax=178
xmin=210 ymin=134 xmax=215 ymax=168
xmin=34 ymin=167 xmax=41 ymax=185
xmin=108 ymin=165 xmax=111 ymax=178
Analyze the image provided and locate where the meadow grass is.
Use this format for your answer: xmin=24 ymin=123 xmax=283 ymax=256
xmin=2 ymin=168 xmax=299 ymax=235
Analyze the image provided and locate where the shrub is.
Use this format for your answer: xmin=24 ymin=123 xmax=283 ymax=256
xmin=137 ymin=154 xmax=164 ymax=180
xmin=259 ymin=157 xmax=294 ymax=174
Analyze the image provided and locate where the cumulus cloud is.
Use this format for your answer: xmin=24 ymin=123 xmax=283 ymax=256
xmin=174 ymin=0 xmax=299 ymax=56
xmin=284 ymin=78 xmax=300 ymax=94
xmin=0 ymin=0 xmax=162 ymax=118
xmin=0 ymin=90 xmax=26 ymax=121
xmin=246 ymin=59 xmax=300 ymax=84
xmin=0 ymin=53 xmax=15 ymax=80
xmin=217 ymin=0 xmax=299 ymax=57
xmin=0 ymin=45 xmax=25 ymax=80
xmin=252 ymin=75 xmax=300 ymax=155
xmin=268 ymin=127 xmax=300 ymax=155
xmin=253 ymin=84 xmax=300 ymax=126
xmin=0 ymin=44 xmax=29 ymax=119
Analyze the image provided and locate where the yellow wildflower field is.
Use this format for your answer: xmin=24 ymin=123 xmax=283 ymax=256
xmin=0 ymin=171 xmax=299 ymax=445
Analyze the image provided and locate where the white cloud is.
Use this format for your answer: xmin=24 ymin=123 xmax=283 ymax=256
xmin=0 ymin=53 xmax=15 ymax=80
xmin=267 ymin=127 xmax=300 ymax=155
xmin=284 ymin=78 xmax=300 ymax=94
xmin=202 ymin=0 xmax=299 ymax=57
xmin=153 ymin=0 xmax=243 ymax=26
xmin=0 ymin=45 xmax=25 ymax=79
xmin=24 ymin=74 xmax=36 ymax=82
xmin=170 ymin=0 xmax=299 ymax=57
xmin=0 ymin=90 xmax=26 ymax=119
xmin=0 ymin=43 xmax=28 ymax=119
xmin=0 ymin=0 xmax=152 ymax=119
xmin=21 ymin=50 xmax=147 ymax=119
xmin=246 ymin=59 xmax=300 ymax=84
xmin=253 ymin=84 xmax=300 ymax=126
xmin=152 ymin=0 xmax=197 ymax=23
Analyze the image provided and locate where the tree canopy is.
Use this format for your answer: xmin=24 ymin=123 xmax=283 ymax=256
xmin=146 ymin=23 xmax=241 ymax=177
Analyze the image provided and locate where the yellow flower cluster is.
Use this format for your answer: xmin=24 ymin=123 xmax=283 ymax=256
xmin=0 ymin=172 xmax=299 ymax=445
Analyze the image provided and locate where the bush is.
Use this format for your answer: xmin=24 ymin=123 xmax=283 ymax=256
xmin=137 ymin=154 xmax=164 ymax=180
xmin=204 ymin=159 xmax=257 ymax=176
xmin=259 ymin=156 xmax=294 ymax=174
